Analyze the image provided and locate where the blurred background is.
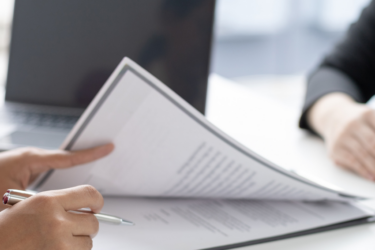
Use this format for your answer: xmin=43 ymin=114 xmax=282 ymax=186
xmin=0 ymin=0 xmax=371 ymax=109
xmin=213 ymin=0 xmax=370 ymax=77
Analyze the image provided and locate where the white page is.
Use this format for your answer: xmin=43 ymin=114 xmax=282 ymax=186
xmin=35 ymin=58 xmax=360 ymax=202
xmin=92 ymin=197 xmax=372 ymax=250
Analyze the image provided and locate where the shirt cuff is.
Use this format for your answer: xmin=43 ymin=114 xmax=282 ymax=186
xmin=299 ymin=67 xmax=364 ymax=133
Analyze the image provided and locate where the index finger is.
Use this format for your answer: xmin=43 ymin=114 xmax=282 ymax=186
xmin=45 ymin=185 xmax=104 ymax=213
xmin=28 ymin=143 xmax=114 ymax=174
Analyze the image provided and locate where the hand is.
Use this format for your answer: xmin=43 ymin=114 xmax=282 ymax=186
xmin=0 ymin=143 xmax=114 ymax=210
xmin=308 ymin=93 xmax=375 ymax=180
xmin=0 ymin=185 xmax=103 ymax=250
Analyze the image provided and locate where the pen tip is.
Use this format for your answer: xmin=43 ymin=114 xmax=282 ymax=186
xmin=121 ymin=219 xmax=135 ymax=226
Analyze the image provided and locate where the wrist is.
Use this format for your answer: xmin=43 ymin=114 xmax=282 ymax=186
xmin=307 ymin=93 xmax=357 ymax=139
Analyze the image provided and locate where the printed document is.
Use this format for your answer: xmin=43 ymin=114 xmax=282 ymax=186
xmin=32 ymin=58 xmax=374 ymax=249
xmin=93 ymin=197 xmax=371 ymax=250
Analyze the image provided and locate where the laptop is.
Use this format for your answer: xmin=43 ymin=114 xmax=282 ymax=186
xmin=0 ymin=0 xmax=215 ymax=150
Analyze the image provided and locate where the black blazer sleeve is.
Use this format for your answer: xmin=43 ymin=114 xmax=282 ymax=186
xmin=299 ymin=0 xmax=375 ymax=132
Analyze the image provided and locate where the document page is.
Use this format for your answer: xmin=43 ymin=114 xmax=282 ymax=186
xmin=92 ymin=197 xmax=372 ymax=250
xmin=35 ymin=58 xmax=360 ymax=202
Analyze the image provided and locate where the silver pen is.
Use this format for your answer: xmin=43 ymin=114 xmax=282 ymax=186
xmin=3 ymin=189 xmax=134 ymax=226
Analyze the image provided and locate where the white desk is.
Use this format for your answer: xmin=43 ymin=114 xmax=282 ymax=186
xmin=206 ymin=75 xmax=375 ymax=199
xmin=203 ymin=75 xmax=375 ymax=250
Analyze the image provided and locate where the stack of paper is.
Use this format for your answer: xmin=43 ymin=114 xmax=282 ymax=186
xmin=32 ymin=58 xmax=374 ymax=250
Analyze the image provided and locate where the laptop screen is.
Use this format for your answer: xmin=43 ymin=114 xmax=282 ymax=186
xmin=6 ymin=0 xmax=215 ymax=114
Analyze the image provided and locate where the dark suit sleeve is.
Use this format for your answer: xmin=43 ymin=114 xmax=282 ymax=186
xmin=299 ymin=0 xmax=375 ymax=132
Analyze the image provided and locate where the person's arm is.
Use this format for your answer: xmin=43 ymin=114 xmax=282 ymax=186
xmin=0 ymin=144 xmax=114 ymax=249
xmin=300 ymin=1 xmax=375 ymax=179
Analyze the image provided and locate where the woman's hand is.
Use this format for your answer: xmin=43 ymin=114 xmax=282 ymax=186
xmin=0 ymin=143 xmax=114 ymax=210
xmin=0 ymin=185 xmax=103 ymax=250
xmin=308 ymin=93 xmax=375 ymax=180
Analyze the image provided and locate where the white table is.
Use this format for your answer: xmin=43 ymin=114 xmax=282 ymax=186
xmin=201 ymin=75 xmax=375 ymax=250
xmin=1 ymin=49 xmax=375 ymax=247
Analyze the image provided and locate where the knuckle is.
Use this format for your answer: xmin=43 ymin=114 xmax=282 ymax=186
xmin=337 ymin=163 xmax=347 ymax=170
xmin=49 ymin=217 xmax=67 ymax=234
xmin=85 ymin=237 xmax=93 ymax=250
xmin=328 ymin=141 xmax=343 ymax=158
xmin=361 ymin=109 xmax=374 ymax=119
xmin=330 ymin=152 xmax=347 ymax=169
xmin=329 ymin=151 xmax=337 ymax=162
xmin=333 ymin=157 xmax=346 ymax=169
xmin=345 ymin=119 xmax=360 ymax=132
xmin=67 ymin=156 xmax=77 ymax=166
xmin=83 ymin=185 xmax=99 ymax=197
xmin=21 ymin=147 xmax=42 ymax=156
xmin=58 ymin=151 xmax=77 ymax=166
xmin=328 ymin=143 xmax=339 ymax=156
xmin=19 ymin=147 xmax=44 ymax=161
xmin=331 ymin=157 xmax=341 ymax=165
xmin=55 ymin=241 xmax=70 ymax=250
xmin=40 ymin=216 xmax=68 ymax=241
xmin=333 ymin=159 xmax=343 ymax=168
xmin=84 ymin=214 xmax=100 ymax=234
xmin=31 ymin=194 xmax=59 ymax=210
xmin=330 ymin=128 xmax=352 ymax=149
xmin=82 ymin=185 xmax=103 ymax=203
xmin=91 ymin=216 xmax=100 ymax=234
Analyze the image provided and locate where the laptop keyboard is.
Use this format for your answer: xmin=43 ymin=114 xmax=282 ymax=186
xmin=7 ymin=111 xmax=79 ymax=129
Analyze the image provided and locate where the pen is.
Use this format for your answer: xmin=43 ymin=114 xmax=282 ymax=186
xmin=3 ymin=189 xmax=134 ymax=226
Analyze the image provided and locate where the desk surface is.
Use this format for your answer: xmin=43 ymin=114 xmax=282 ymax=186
xmin=202 ymin=75 xmax=375 ymax=250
